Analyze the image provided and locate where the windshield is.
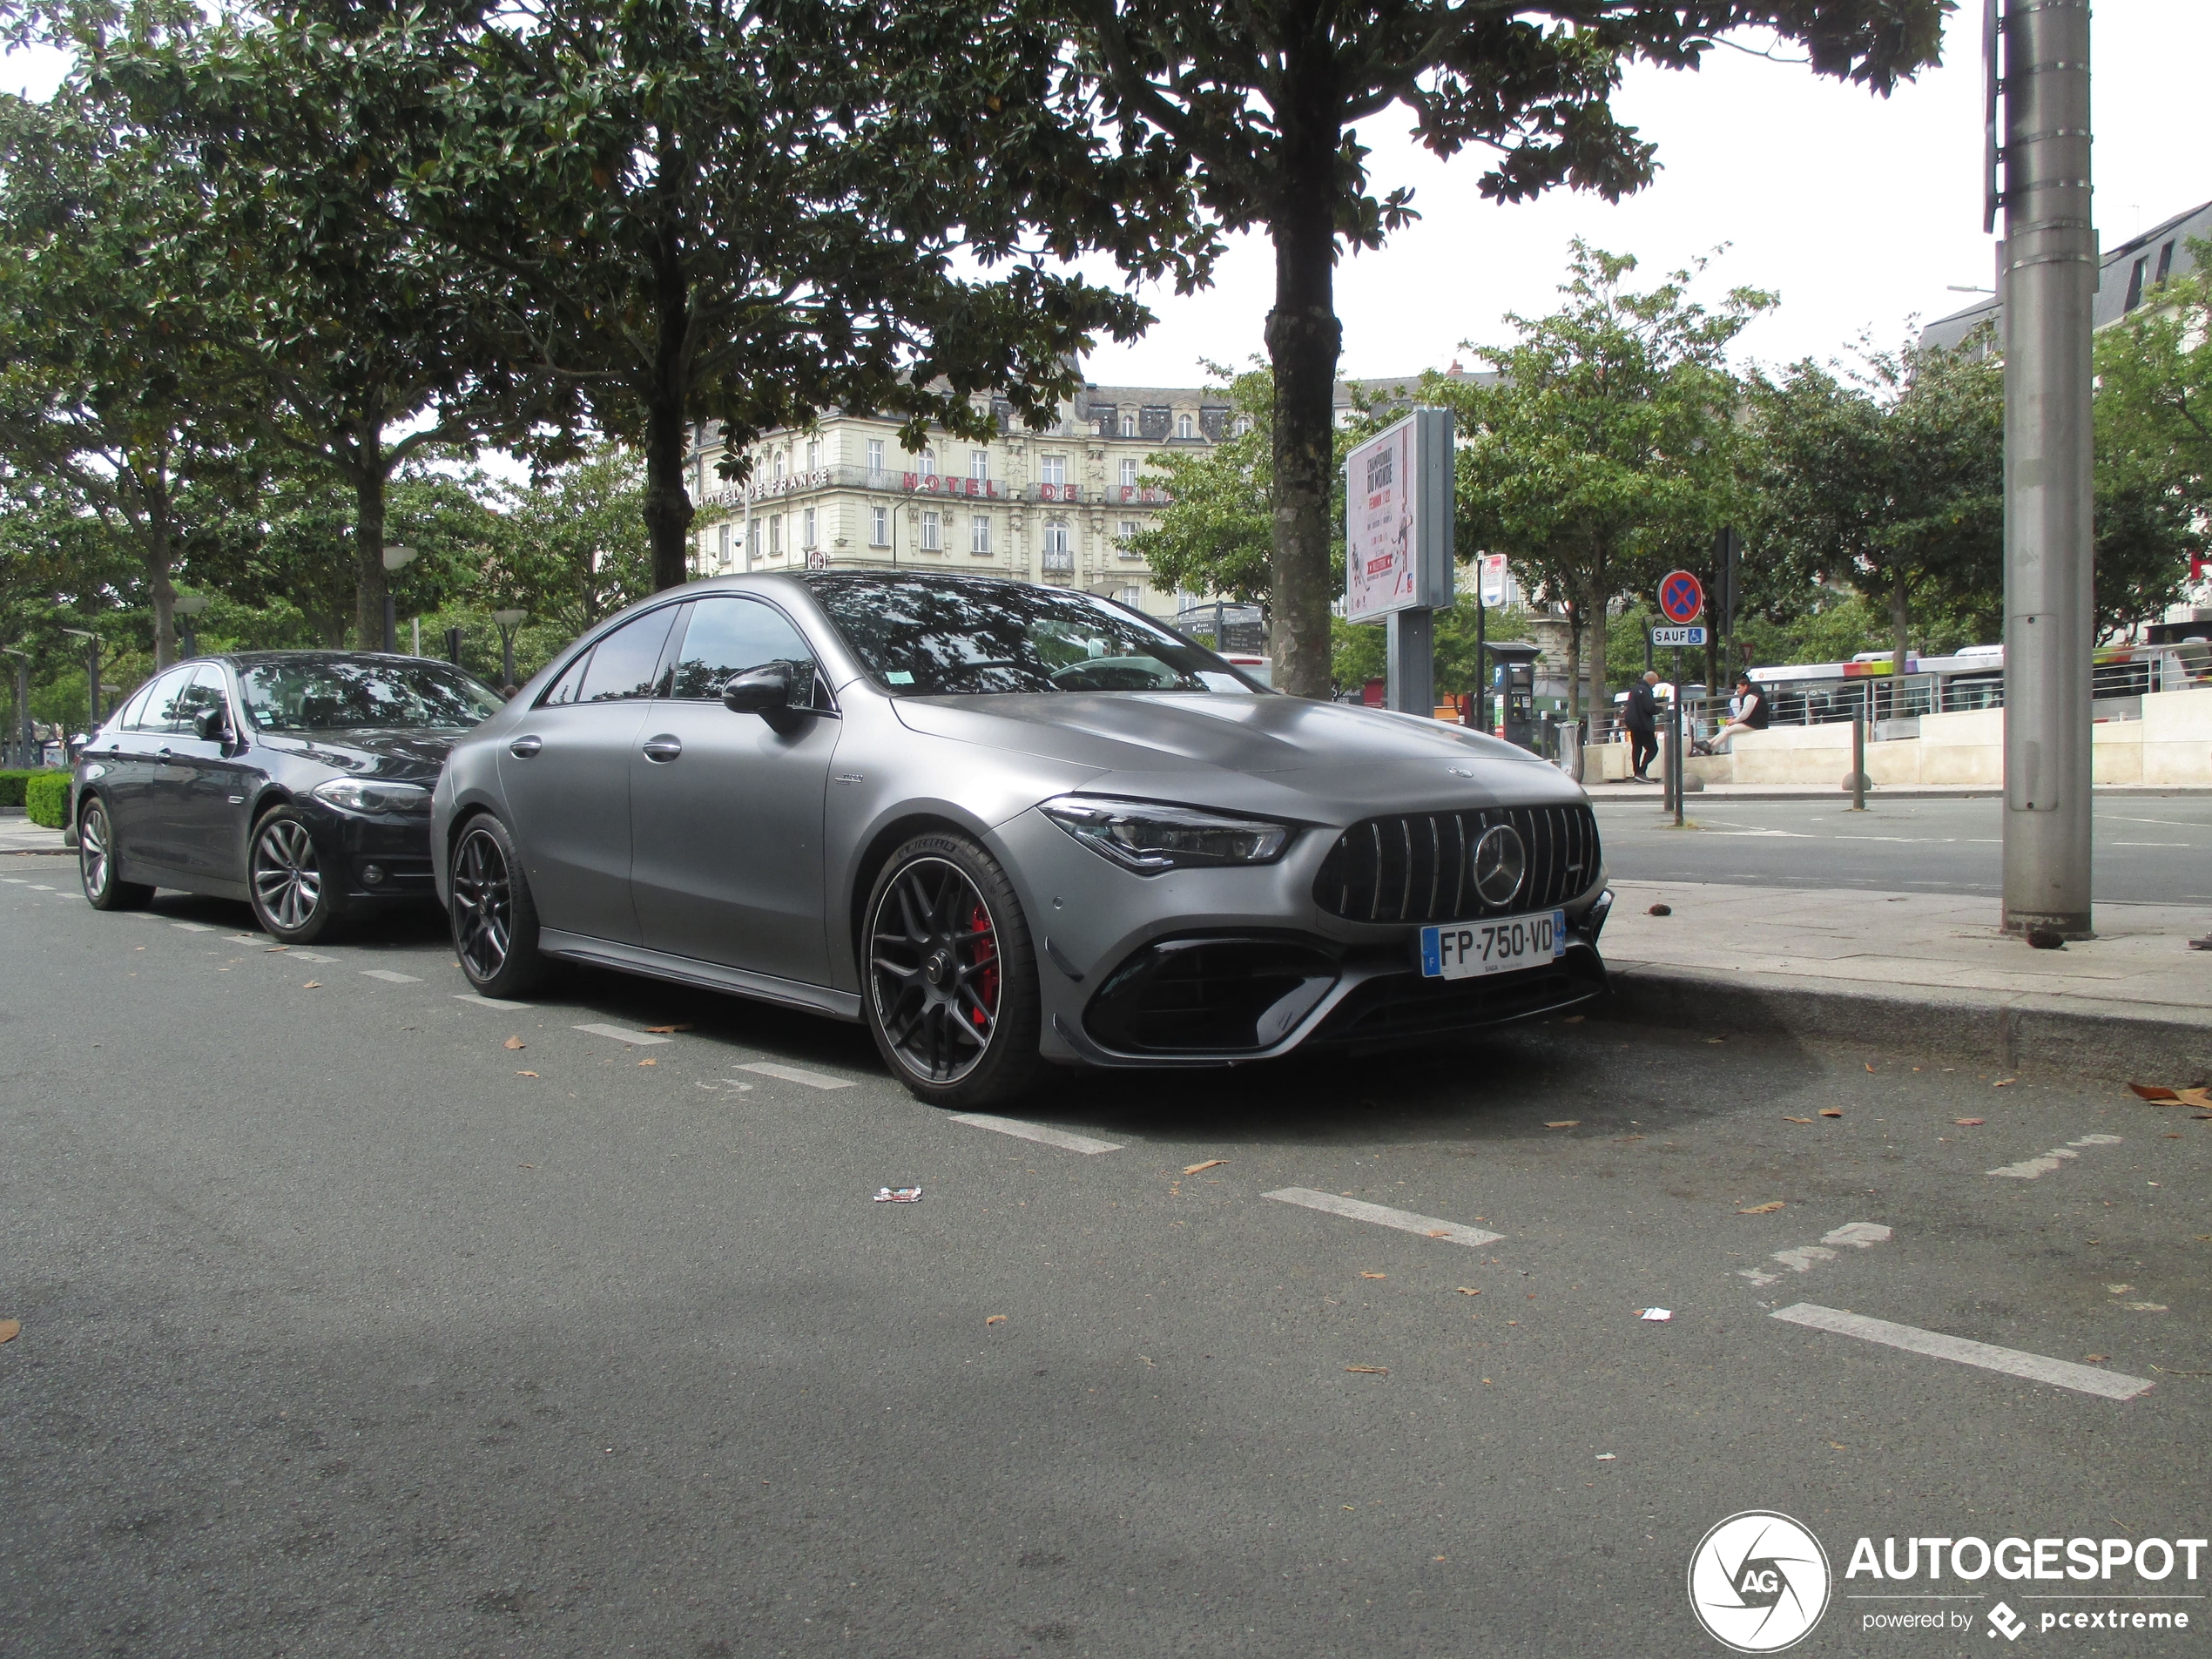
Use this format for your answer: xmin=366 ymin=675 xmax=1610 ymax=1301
xmin=804 ymin=576 xmax=1264 ymax=696
xmin=236 ymin=658 xmax=506 ymax=732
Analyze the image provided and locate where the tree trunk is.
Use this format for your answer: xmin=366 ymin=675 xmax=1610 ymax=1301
xmin=642 ymin=140 xmax=697 ymax=593
xmin=1263 ymin=102 xmax=1343 ymax=700
xmin=1562 ymin=599 xmax=1581 ymax=720
xmin=352 ymin=435 xmax=388 ymax=651
xmin=141 ymin=468 xmax=178 ymax=670
xmin=1889 ymin=567 xmax=1911 ymax=721
xmin=1582 ymin=548 xmax=1611 ymax=732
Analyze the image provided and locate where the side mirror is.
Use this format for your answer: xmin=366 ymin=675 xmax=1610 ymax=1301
xmin=196 ymin=708 xmax=232 ymax=744
xmin=721 ymin=662 xmax=811 ymax=734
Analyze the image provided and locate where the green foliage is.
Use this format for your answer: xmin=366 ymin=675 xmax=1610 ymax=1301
xmin=24 ymin=771 xmax=67 ymax=827
xmin=1126 ymin=364 xmax=1276 ymax=604
xmin=0 ymin=770 xmax=34 ymax=807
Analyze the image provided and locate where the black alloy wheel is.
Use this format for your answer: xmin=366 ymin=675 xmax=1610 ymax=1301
xmin=863 ymin=833 xmax=1041 ymax=1107
xmin=448 ymin=815 xmax=548 ymax=999
xmin=248 ymin=806 xmax=341 ymax=944
xmin=77 ymin=798 xmax=152 ymax=911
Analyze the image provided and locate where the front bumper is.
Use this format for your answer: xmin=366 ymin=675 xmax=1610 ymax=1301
xmin=307 ymin=803 xmax=437 ymax=907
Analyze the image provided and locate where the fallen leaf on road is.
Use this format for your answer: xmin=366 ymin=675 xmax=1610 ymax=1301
xmin=638 ymin=1057 xmax=657 ymax=1067
xmin=1828 ymin=1441 xmax=1846 ymax=1450
xmin=1559 ymin=1015 xmax=1584 ymax=1024
xmin=644 ymin=1023 xmax=693 ymax=1034
xmin=1426 ymin=1229 xmax=1451 ymax=1238
xmin=1705 ymin=1037 xmax=1725 ymax=1044
xmin=1481 ymin=1378 xmax=1494 ymax=1385
xmin=516 ymin=1070 xmax=537 ymax=1077
xmin=1359 ymin=1271 xmax=1387 ymax=1280
xmin=301 ymin=981 xmax=320 ymax=989
xmin=1819 ymin=1109 xmax=1844 ymax=1118
xmin=265 ymin=945 xmax=288 ymax=953
xmin=2181 ymin=1088 xmax=2212 ymax=1109
xmin=1783 ymin=1116 xmax=1813 ymax=1124
xmin=1993 ymin=1077 xmax=2017 ymax=1087
xmin=0 ymin=1319 xmax=18 ymax=1343
xmin=1183 ymin=1159 xmax=1226 ymax=1175
xmin=2105 ymin=1283 xmax=2133 ymax=1293
xmin=2128 ymin=1082 xmax=2180 ymax=1101
xmin=2165 ymin=1132 xmax=2184 ymax=1138
xmin=2083 ymin=1353 xmax=2108 ymax=1363
xmin=503 ymin=1036 xmax=525 ymax=1049
xmin=1647 ymin=903 xmax=1671 ymax=916
xmin=1865 ymin=1063 xmax=1875 ymax=1072
xmin=1345 ymin=1366 xmax=1388 ymax=1375
xmin=1456 ymin=1288 xmax=1481 ymax=1296
xmin=1737 ymin=1202 xmax=1784 ymax=1215
xmin=985 ymin=1314 xmax=1007 ymax=1325
xmin=1544 ymin=1120 xmax=1580 ymax=1129
xmin=518 ymin=1163 xmax=535 ymax=1170
xmin=1954 ymin=1117 xmax=1986 ymax=1126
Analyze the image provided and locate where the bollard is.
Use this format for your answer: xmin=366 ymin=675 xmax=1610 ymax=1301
xmin=1851 ymin=712 xmax=1866 ymax=811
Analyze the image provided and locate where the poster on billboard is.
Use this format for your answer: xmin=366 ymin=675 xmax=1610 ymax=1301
xmin=1479 ymin=553 xmax=1507 ymax=607
xmin=1343 ymin=409 xmax=1453 ymax=624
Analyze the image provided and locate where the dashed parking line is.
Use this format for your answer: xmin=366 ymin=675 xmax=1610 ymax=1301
xmin=573 ymin=1022 xmax=673 ymax=1047
xmin=30 ymin=884 xmax=56 ymax=892
xmin=455 ymin=993 xmax=534 ymax=1011
xmin=948 ymin=1112 xmax=1120 ymax=1155
xmin=288 ymin=950 xmax=338 ymax=963
xmin=1988 ymin=1132 xmax=2123 ymax=1180
xmin=1771 ymin=1303 xmax=2154 ymax=1402
xmin=736 ymin=1061 xmax=853 ymax=1091
xmin=1739 ymin=1221 xmax=1892 ymax=1287
xmin=1263 ymin=1188 xmax=1504 ymax=1247
xmin=172 ymin=921 xmax=212 ymax=932
xmin=360 ymin=968 xmax=423 ymax=984
xmin=3 ymin=877 xmax=26 ymax=884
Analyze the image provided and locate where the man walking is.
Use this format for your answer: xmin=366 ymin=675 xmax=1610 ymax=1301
xmin=1624 ymin=671 xmax=1660 ymax=782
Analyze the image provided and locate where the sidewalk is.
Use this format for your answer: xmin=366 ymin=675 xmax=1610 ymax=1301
xmin=1600 ymin=877 xmax=2212 ymax=1080
xmin=0 ymin=813 xmax=69 ymax=855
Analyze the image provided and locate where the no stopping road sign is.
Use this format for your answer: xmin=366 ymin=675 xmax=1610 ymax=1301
xmin=1657 ymin=570 xmax=1705 ymax=624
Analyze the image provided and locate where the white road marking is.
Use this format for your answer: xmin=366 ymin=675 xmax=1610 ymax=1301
xmin=171 ymin=921 xmax=212 ymax=932
xmin=1263 ymin=1187 xmax=1504 ymax=1247
xmin=1771 ymin=1303 xmax=2153 ymax=1401
xmin=2 ymin=877 xmax=26 ymax=884
xmin=1988 ymin=1133 xmax=2122 ymax=1180
xmin=736 ymin=1061 xmax=853 ymax=1090
xmin=359 ymin=968 xmax=422 ymax=984
xmin=288 ymin=950 xmax=337 ymax=963
xmin=29 ymin=884 xmax=56 ymax=891
xmin=227 ymin=934 xmax=264 ymax=944
xmin=455 ymin=993 xmax=534 ymax=1010
xmin=2108 ymin=841 xmax=2192 ymax=848
xmin=948 ymin=1113 xmax=1121 ymax=1155
xmin=573 ymin=1022 xmax=672 ymax=1046
xmin=1739 ymin=1222 xmax=1892 ymax=1287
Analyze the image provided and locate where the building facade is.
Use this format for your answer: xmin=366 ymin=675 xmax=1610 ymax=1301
xmin=685 ymin=381 xmax=1254 ymax=622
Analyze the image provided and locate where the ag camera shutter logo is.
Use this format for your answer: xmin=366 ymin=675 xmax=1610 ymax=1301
xmin=1688 ymin=1511 xmax=1831 ymax=1652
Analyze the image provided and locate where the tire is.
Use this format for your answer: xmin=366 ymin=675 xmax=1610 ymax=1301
xmin=248 ymin=805 xmax=343 ymax=944
xmin=448 ymin=813 xmax=550 ymax=1000
xmin=861 ymin=831 xmax=1042 ymax=1109
xmin=78 ymin=797 xmax=153 ymax=911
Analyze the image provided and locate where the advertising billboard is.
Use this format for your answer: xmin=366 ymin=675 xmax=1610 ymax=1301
xmin=1344 ymin=409 xmax=1453 ymax=623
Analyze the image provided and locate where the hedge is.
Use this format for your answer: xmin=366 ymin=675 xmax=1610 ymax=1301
xmin=24 ymin=772 xmax=68 ymax=828
xmin=0 ymin=769 xmax=40 ymax=809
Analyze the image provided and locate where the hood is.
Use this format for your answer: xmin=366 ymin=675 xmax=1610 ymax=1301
xmin=261 ymin=726 xmax=463 ymax=779
xmin=890 ymin=692 xmax=1580 ymax=823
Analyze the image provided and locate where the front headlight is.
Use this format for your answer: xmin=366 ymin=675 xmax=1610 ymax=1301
xmin=312 ymin=778 xmax=433 ymax=814
xmin=1040 ymin=795 xmax=1293 ymax=874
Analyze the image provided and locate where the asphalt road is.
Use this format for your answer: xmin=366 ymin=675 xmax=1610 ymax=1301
xmin=3 ymin=865 xmax=2208 ymax=1658
xmin=1596 ymin=792 xmax=2212 ymax=902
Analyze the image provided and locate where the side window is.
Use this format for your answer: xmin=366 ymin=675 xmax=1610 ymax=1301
xmin=169 ymin=664 xmax=232 ymax=735
xmin=664 ymin=597 xmax=820 ymax=707
xmin=575 ymin=609 xmax=678 ymax=704
xmin=541 ymin=649 xmax=593 ymax=707
xmin=114 ymin=679 xmax=160 ymax=732
xmin=132 ymin=666 xmax=198 ymax=732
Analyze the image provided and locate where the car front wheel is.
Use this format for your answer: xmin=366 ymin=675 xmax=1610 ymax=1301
xmin=78 ymin=797 xmax=153 ymax=911
xmin=249 ymin=806 xmax=341 ymax=943
xmin=448 ymin=814 xmax=549 ymax=1000
xmin=862 ymin=831 xmax=1042 ymax=1108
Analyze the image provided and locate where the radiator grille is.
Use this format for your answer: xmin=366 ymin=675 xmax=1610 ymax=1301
xmin=1312 ymin=804 xmax=1600 ymax=924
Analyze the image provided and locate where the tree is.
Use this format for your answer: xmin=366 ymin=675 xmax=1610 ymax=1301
xmin=1125 ymin=363 xmax=1276 ymax=605
xmin=1746 ymin=331 xmax=2003 ymax=696
xmin=480 ymin=445 xmax=654 ymax=641
xmin=1068 ymin=0 xmax=1947 ymax=697
xmin=394 ymin=0 xmax=1205 ymax=593
xmin=1440 ymin=243 xmax=1766 ymax=718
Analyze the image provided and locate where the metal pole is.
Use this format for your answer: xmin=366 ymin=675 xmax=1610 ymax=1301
xmin=382 ymin=593 xmax=397 ymax=654
xmin=501 ymin=627 xmax=516 ymax=688
xmin=2000 ymin=0 xmax=2094 ymax=937
xmin=13 ymin=655 xmax=28 ymax=766
xmin=1851 ymin=712 xmax=1866 ymax=812
xmin=1670 ymin=648 xmax=1684 ymax=826
xmin=1474 ymin=586 xmax=1487 ymax=731
xmin=180 ymin=619 xmax=196 ymax=659
xmin=412 ymin=617 xmax=421 ymax=657
xmin=1386 ymin=609 xmax=1435 ymax=718
xmin=87 ymin=637 xmax=99 ymax=734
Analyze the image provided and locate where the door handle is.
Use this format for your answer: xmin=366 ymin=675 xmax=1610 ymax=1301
xmin=641 ymin=734 xmax=683 ymax=763
xmin=157 ymin=746 xmax=175 ymax=759
xmin=509 ymin=736 xmax=543 ymax=758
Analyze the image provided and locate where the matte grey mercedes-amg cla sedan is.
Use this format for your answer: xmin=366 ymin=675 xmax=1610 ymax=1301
xmin=431 ymin=573 xmax=1610 ymax=1107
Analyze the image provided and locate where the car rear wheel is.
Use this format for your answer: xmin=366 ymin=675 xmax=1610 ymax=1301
xmin=78 ymin=797 xmax=153 ymax=911
xmin=862 ymin=832 xmax=1042 ymax=1108
xmin=448 ymin=814 xmax=550 ymax=1000
xmin=249 ymin=806 xmax=341 ymax=944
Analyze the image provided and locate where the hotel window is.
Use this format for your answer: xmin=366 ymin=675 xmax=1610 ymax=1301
xmin=802 ymin=507 xmax=817 ymax=547
xmin=1120 ymin=414 xmax=1135 ymax=437
xmin=806 ymin=440 xmax=819 ymax=473
xmin=867 ymin=438 xmax=885 ymax=472
xmin=1118 ymin=585 xmax=1142 ymax=607
xmin=769 ymin=515 xmax=782 ymax=554
xmin=971 ymin=449 xmax=990 ymax=482
xmin=870 ymin=505 xmax=889 ymax=546
xmin=772 ymin=451 xmax=786 ymax=482
xmin=1120 ymin=458 xmax=1138 ymax=488
xmin=1118 ymin=520 xmax=1142 ymax=556
xmin=1177 ymin=413 xmax=1193 ymax=439
xmin=1042 ymin=520 xmax=1072 ymax=573
xmin=921 ymin=510 xmax=941 ymax=550
xmin=718 ymin=523 xmax=731 ymax=565
xmin=1234 ymin=415 xmax=1252 ymax=436
xmin=747 ymin=519 xmax=761 ymax=562
xmin=1040 ymin=453 xmax=1067 ymax=487
xmin=970 ymin=514 xmax=991 ymax=556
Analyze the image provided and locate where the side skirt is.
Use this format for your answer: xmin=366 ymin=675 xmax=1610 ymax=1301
xmin=537 ymin=929 xmax=864 ymax=1023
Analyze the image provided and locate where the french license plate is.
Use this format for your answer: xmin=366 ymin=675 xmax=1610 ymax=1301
xmin=1419 ymin=910 xmax=1568 ymax=980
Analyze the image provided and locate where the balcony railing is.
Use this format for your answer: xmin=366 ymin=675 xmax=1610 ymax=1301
xmin=695 ymin=464 xmax=1170 ymax=508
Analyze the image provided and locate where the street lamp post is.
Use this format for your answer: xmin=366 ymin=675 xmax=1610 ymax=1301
xmin=173 ymin=590 xmax=210 ymax=659
xmin=381 ymin=544 xmax=417 ymax=654
xmin=491 ymin=610 xmax=528 ymax=690
xmin=1997 ymin=0 xmax=2094 ymax=938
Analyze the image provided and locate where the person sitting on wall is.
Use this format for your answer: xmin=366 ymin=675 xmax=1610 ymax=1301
xmin=1712 ymin=670 xmax=1770 ymax=752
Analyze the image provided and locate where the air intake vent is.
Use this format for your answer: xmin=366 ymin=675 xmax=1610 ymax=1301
xmin=1313 ymin=804 xmax=1599 ymax=924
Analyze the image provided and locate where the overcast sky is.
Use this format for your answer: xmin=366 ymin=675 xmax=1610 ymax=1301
xmin=6 ymin=2 xmax=2204 ymax=394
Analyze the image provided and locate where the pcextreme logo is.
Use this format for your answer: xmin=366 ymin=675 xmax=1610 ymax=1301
xmin=1688 ymin=1511 xmax=1832 ymax=1653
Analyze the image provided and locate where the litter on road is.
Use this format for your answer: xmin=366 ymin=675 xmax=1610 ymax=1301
xmin=1737 ymin=1202 xmax=1784 ymax=1214
xmin=873 ymin=1186 xmax=923 ymax=1203
xmin=1639 ymin=1308 xmax=1673 ymax=1323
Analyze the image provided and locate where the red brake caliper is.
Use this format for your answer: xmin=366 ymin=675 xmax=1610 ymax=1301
xmin=968 ymin=901 xmax=998 ymax=1028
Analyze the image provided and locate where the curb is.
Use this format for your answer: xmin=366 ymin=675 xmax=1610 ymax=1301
xmin=1599 ymin=961 xmax=2212 ymax=1082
